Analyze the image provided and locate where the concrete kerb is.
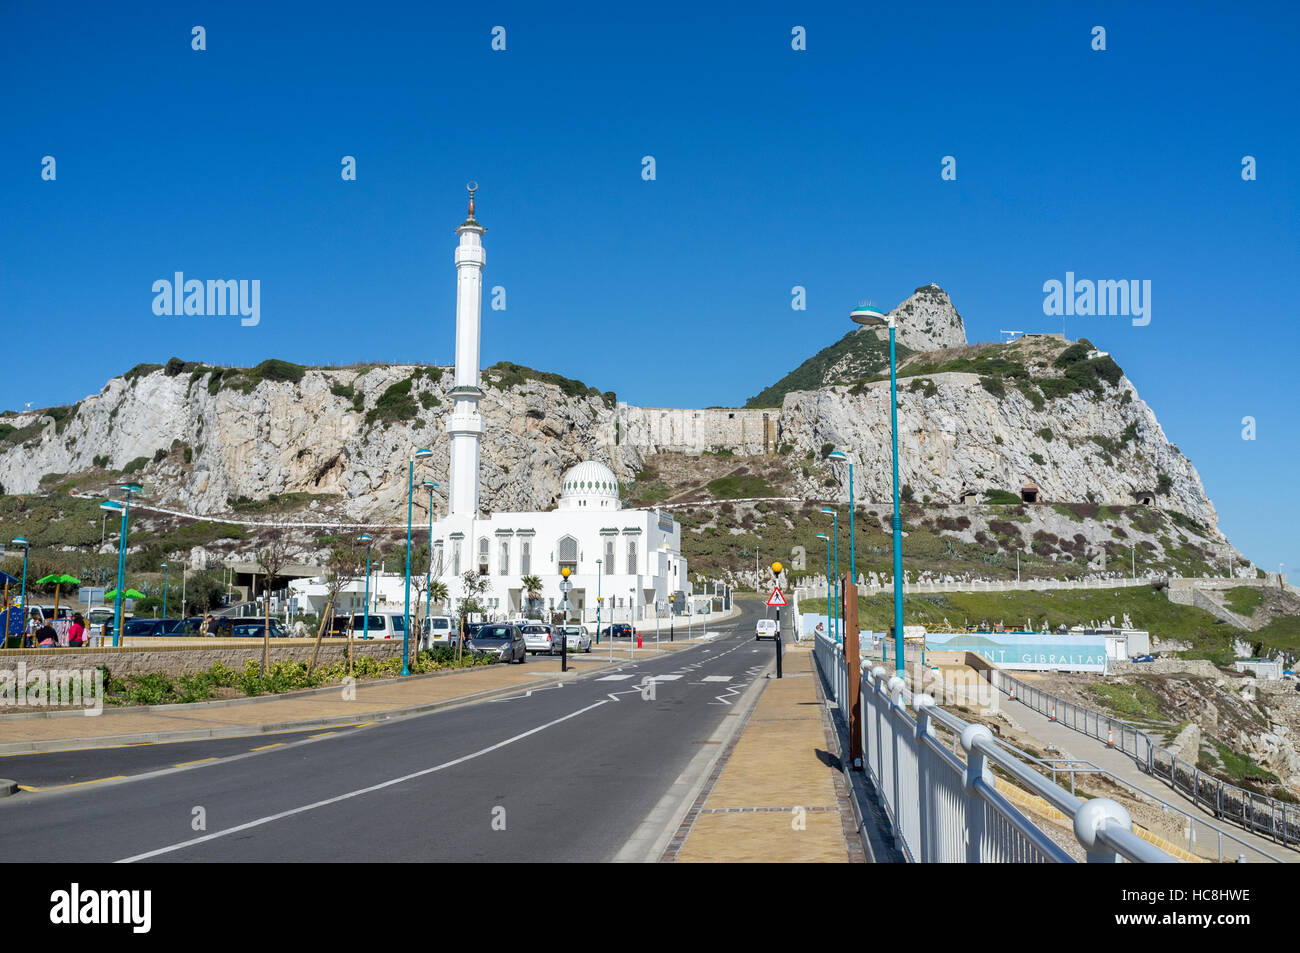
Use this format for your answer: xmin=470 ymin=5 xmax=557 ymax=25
xmin=0 ymin=778 xmax=18 ymax=798
xmin=0 ymin=659 xmax=631 ymax=757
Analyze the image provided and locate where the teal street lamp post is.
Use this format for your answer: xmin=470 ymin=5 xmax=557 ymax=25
xmin=11 ymin=537 xmax=29 ymax=641
xmin=358 ymin=534 xmax=374 ymax=642
xmin=101 ymin=482 xmax=142 ymax=647
xmin=12 ymin=537 xmax=29 ymax=613
xmin=816 ymin=533 xmax=832 ymax=640
xmin=852 ymin=304 xmax=905 ymax=674
xmin=404 ymin=449 xmax=434 ymax=675
xmin=161 ymin=562 xmax=168 ymax=619
xmin=424 ymin=481 xmax=439 ymax=626
xmin=819 ymin=507 xmax=840 ymax=643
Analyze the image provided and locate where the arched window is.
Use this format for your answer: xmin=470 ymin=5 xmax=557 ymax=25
xmin=626 ymin=538 xmax=638 ymax=575
xmin=451 ymin=539 xmax=462 ymax=577
xmin=557 ymin=535 xmax=578 ymax=575
xmin=498 ymin=539 xmax=509 ymax=575
xmin=478 ymin=537 xmax=489 ymax=575
xmin=604 ymin=538 xmax=615 ymax=570
xmin=520 ymin=539 xmax=531 ymax=575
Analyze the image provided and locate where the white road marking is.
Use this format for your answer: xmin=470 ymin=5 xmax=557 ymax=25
xmin=647 ymin=674 xmax=681 ymax=681
xmin=596 ymin=674 xmax=635 ymax=681
xmin=115 ymin=699 xmax=611 ymax=863
xmin=701 ymin=675 xmax=732 ymax=683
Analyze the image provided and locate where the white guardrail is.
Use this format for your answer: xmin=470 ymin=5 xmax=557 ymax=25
xmin=812 ymin=633 xmax=1176 ymax=863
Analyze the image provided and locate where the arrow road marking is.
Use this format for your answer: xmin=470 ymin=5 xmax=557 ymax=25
xmin=116 ymin=699 xmax=611 ymax=863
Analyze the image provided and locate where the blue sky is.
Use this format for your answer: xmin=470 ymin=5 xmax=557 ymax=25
xmin=2 ymin=2 xmax=1297 ymax=571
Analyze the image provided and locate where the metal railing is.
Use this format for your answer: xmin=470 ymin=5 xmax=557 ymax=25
xmin=813 ymin=634 xmax=1175 ymax=863
xmin=992 ymin=669 xmax=1300 ymax=850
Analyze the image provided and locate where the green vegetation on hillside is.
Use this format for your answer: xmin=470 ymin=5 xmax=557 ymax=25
xmin=705 ymin=475 xmax=776 ymax=499
xmin=366 ymin=379 xmax=420 ymax=425
xmin=1224 ymin=586 xmax=1264 ymax=617
xmin=484 ymin=362 xmax=615 ymax=408
xmin=745 ymin=332 xmax=909 ymax=408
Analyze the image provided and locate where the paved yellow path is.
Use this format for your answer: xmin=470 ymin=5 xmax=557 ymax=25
xmin=672 ymin=647 xmax=855 ymax=863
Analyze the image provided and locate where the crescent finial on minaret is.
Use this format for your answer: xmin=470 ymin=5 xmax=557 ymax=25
xmin=466 ymin=180 xmax=478 ymax=220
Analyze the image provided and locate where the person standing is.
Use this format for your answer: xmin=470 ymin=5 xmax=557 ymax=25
xmin=67 ymin=613 xmax=87 ymax=648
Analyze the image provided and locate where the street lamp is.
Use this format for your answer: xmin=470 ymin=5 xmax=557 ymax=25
xmin=850 ymin=303 xmax=904 ymax=674
xmin=11 ymin=537 xmax=29 ymax=642
xmin=161 ymin=562 xmax=168 ymax=620
xmin=424 ymin=480 xmax=439 ymax=629
xmin=669 ymin=593 xmax=675 ymax=642
xmin=358 ymin=535 xmax=374 ymax=642
xmin=404 ymin=448 xmax=434 ymax=676
xmin=826 ymin=451 xmax=856 ymax=639
xmin=820 ymin=506 xmax=840 ymax=644
xmin=816 ymin=533 xmax=831 ymax=641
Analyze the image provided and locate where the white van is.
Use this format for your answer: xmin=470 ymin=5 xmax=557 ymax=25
xmin=755 ymin=619 xmax=779 ymax=641
xmin=348 ymin=612 xmax=408 ymax=640
xmin=420 ymin=616 xmax=460 ymax=650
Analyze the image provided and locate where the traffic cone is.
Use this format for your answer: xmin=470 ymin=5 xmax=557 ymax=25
xmin=1050 ymin=702 xmax=1057 ymax=722
xmin=1107 ymin=727 xmax=1114 ymax=747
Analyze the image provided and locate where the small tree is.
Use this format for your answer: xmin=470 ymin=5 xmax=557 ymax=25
xmin=310 ymin=537 xmax=363 ymax=675
xmin=521 ymin=574 xmax=543 ymax=618
xmin=255 ymin=523 xmax=298 ymax=675
xmin=456 ymin=568 xmax=489 ymax=662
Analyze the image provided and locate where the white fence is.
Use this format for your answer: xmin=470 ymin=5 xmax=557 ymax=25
xmin=813 ymin=633 xmax=1176 ymax=863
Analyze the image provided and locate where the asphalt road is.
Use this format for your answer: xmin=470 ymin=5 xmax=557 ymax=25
xmin=0 ymin=600 xmax=784 ymax=861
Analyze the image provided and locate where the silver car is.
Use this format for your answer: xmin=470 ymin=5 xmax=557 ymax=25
xmin=520 ymin=623 xmax=559 ymax=655
xmin=560 ymin=625 xmax=592 ymax=653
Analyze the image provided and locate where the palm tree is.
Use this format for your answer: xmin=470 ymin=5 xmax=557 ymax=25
xmin=521 ymin=575 xmax=543 ymax=619
xmin=430 ymin=580 xmax=449 ymax=612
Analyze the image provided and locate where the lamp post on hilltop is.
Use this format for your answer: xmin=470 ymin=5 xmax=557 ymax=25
xmin=404 ymin=448 xmax=434 ymax=675
xmin=850 ymin=303 xmax=905 ymax=674
xmin=424 ymin=480 xmax=439 ymax=629
xmin=358 ymin=534 xmax=374 ymax=642
xmin=161 ymin=562 xmax=168 ymax=620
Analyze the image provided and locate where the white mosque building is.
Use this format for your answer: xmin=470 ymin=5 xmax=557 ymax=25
xmin=428 ymin=186 xmax=688 ymax=624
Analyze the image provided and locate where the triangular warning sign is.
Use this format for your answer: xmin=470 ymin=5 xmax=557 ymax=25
xmin=766 ymin=586 xmax=787 ymax=607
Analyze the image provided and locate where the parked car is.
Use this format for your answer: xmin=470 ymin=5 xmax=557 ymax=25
xmin=229 ymin=618 xmax=289 ymax=638
xmin=467 ymin=623 xmax=526 ymax=664
xmin=347 ymin=613 xmax=408 ymax=640
xmin=559 ymin=624 xmax=592 ymax=653
xmin=420 ymin=615 xmax=460 ymax=651
xmin=1131 ymin=654 xmax=1156 ymax=663
xmin=122 ymin=618 xmax=188 ymax=638
xmin=600 ymin=623 xmax=636 ymax=640
xmin=520 ymin=623 xmax=560 ymax=656
xmin=755 ymin=619 xmax=779 ymax=641
xmin=167 ymin=617 xmax=207 ymax=636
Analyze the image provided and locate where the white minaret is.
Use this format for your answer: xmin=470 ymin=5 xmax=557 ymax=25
xmin=446 ymin=183 xmax=486 ymax=518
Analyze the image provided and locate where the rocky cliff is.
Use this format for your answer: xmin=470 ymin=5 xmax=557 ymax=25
xmin=0 ymin=296 xmax=1221 ymax=547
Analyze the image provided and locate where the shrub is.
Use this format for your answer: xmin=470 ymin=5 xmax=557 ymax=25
xmin=984 ymin=489 xmax=1021 ymax=505
xmin=367 ymin=379 xmax=419 ymax=426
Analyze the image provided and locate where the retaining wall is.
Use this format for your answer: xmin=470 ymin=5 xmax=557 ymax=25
xmin=0 ymin=639 xmax=403 ymax=677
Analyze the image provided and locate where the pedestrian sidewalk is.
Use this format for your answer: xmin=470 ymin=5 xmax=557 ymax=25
xmin=0 ymin=655 xmax=631 ymax=755
xmin=665 ymin=645 xmax=863 ymax=862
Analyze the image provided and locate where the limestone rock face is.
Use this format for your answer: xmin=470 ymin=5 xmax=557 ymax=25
xmin=0 ymin=366 xmax=643 ymax=520
xmin=778 ymin=371 xmax=1218 ymax=528
xmin=879 ymin=284 xmax=969 ymax=353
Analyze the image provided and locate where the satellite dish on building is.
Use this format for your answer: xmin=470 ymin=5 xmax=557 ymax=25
xmin=999 ymin=330 xmax=1023 ymax=343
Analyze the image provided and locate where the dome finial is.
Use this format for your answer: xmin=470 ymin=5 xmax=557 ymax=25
xmin=466 ymin=180 xmax=478 ymax=220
